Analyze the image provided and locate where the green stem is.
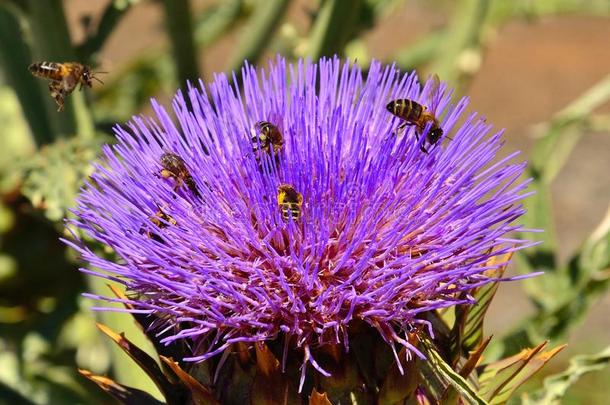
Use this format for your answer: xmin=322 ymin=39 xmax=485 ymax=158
xmin=392 ymin=30 xmax=446 ymax=71
xmin=307 ymin=0 xmax=363 ymax=60
xmin=226 ymin=0 xmax=289 ymax=75
xmin=501 ymin=76 xmax=610 ymax=356
xmin=530 ymin=74 xmax=610 ymax=184
xmin=194 ymin=0 xmax=243 ymax=47
xmin=162 ymin=0 xmax=201 ymax=87
xmin=429 ymin=0 xmax=491 ymax=89
xmin=25 ymin=0 xmax=96 ymax=138
xmin=76 ymin=0 xmax=134 ymax=62
xmin=0 ymin=7 xmax=53 ymax=146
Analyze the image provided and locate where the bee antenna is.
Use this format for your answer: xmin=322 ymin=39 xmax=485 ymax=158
xmin=92 ymin=76 xmax=105 ymax=85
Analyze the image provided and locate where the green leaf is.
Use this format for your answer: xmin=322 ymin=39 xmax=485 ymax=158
xmin=307 ymin=0 xmax=364 ymax=60
xmin=0 ymin=380 xmax=37 ymax=405
xmin=250 ymin=342 xmax=300 ymax=405
xmin=419 ymin=335 xmax=489 ymax=405
xmin=477 ymin=342 xmax=565 ymax=404
xmin=226 ymin=0 xmax=290 ymax=74
xmin=194 ymin=0 xmax=244 ymax=47
xmin=529 ymin=74 xmax=610 ymax=185
xmin=20 ymin=136 xmax=108 ymax=222
xmin=392 ymin=30 xmax=446 ymax=71
xmin=96 ymin=323 xmax=181 ymax=403
xmin=429 ymin=0 xmax=492 ymax=89
xmin=502 ymin=205 xmax=610 ymax=353
xmin=160 ymin=356 xmax=219 ymax=405
xmin=92 ymin=52 xmax=174 ymax=121
xmin=79 ymin=370 xmax=165 ymax=405
xmin=453 ymin=252 xmax=511 ymax=359
xmin=86 ymin=277 xmax=164 ymax=401
xmin=162 ymin=0 xmax=200 ymax=87
xmin=107 ymin=284 xmax=187 ymax=365
xmin=0 ymin=8 xmax=54 ymax=146
xmin=378 ymin=345 xmax=419 ymax=404
xmin=517 ymin=75 xmax=610 ymax=312
xmin=0 ymin=86 xmax=36 ymax=188
xmin=25 ymin=0 xmax=82 ymax=136
xmin=521 ymin=346 xmax=610 ymax=405
xmin=576 ymin=204 xmax=610 ymax=284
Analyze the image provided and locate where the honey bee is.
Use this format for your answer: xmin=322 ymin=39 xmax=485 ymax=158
xmin=28 ymin=61 xmax=104 ymax=111
xmin=277 ymin=184 xmax=303 ymax=222
xmin=159 ymin=152 xmax=200 ymax=197
xmin=386 ymin=75 xmax=444 ymax=153
xmin=139 ymin=209 xmax=177 ymax=242
xmin=252 ymin=121 xmax=284 ymax=162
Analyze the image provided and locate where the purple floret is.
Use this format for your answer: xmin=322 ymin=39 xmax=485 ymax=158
xmin=68 ymin=57 xmax=534 ymax=379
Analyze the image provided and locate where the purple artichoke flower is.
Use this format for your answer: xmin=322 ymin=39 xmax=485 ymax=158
xmin=67 ymin=57 xmax=534 ymax=390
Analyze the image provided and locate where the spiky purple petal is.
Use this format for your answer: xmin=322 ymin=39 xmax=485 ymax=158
xmin=68 ymin=57 xmax=533 ymax=375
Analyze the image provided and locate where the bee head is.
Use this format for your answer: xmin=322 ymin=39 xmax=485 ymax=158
xmin=82 ymin=66 xmax=105 ymax=87
xmin=81 ymin=66 xmax=94 ymax=87
xmin=429 ymin=127 xmax=443 ymax=143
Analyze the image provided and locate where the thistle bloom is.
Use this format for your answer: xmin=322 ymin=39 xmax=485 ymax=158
xmin=69 ymin=57 xmax=532 ymax=389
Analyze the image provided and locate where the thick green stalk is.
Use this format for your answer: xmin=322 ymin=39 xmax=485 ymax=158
xmin=226 ymin=0 xmax=289 ymax=74
xmin=162 ymin=0 xmax=201 ymax=87
xmin=392 ymin=30 xmax=446 ymax=71
xmin=530 ymin=74 xmax=610 ymax=184
xmin=194 ymin=0 xmax=243 ymax=47
xmin=429 ymin=0 xmax=491 ymax=89
xmin=518 ymin=74 xmax=610 ymax=283
xmin=25 ymin=0 xmax=94 ymax=139
xmin=0 ymin=7 xmax=53 ymax=146
xmin=307 ymin=0 xmax=363 ymax=60
xmin=498 ymin=75 xmax=610 ymax=356
xmin=76 ymin=0 xmax=134 ymax=62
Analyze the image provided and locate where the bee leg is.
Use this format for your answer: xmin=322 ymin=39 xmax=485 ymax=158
xmin=413 ymin=131 xmax=429 ymax=154
xmin=48 ymin=81 xmax=65 ymax=112
xmin=391 ymin=122 xmax=405 ymax=137
xmin=393 ymin=121 xmax=414 ymax=137
xmin=186 ymin=177 xmax=201 ymax=198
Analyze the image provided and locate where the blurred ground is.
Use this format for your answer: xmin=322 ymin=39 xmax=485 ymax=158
xmin=62 ymin=0 xmax=610 ymax=401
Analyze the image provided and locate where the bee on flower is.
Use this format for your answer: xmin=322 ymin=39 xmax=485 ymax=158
xmin=68 ymin=57 xmax=539 ymax=403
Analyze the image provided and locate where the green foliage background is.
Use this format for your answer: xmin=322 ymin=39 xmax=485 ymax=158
xmin=0 ymin=0 xmax=609 ymax=403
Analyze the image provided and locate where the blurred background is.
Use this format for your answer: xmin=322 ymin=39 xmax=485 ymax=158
xmin=0 ymin=0 xmax=609 ymax=403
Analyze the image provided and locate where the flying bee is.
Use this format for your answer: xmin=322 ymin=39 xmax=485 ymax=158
xmin=277 ymin=184 xmax=303 ymax=222
xmin=139 ymin=209 xmax=177 ymax=242
xmin=252 ymin=121 xmax=284 ymax=164
xmin=386 ymin=74 xmax=444 ymax=153
xmin=28 ymin=61 xmax=104 ymax=111
xmin=159 ymin=152 xmax=200 ymax=197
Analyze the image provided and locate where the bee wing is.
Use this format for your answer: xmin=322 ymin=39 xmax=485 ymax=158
xmin=253 ymin=120 xmax=265 ymax=133
xmin=426 ymin=73 xmax=443 ymax=115
xmin=61 ymin=66 xmax=80 ymax=92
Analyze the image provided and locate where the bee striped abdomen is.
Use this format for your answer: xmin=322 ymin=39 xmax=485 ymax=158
xmin=277 ymin=184 xmax=303 ymax=222
xmin=281 ymin=203 xmax=301 ymax=221
xmin=140 ymin=210 xmax=176 ymax=243
xmin=28 ymin=62 xmax=63 ymax=81
xmin=387 ymin=99 xmax=423 ymax=121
